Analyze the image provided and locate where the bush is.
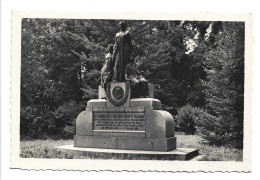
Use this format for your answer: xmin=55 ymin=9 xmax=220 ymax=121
xmin=196 ymin=112 xmax=243 ymax=148
xmin=176 ymin=106 xmax=244 ymax=149
xmin=61 ymin=125 xmax=76 ymax=138
xmin=175 ymin=105 xmax=202 ymax=134
xmin=20 ymin=100 xmax=85 ymax=139
xmin=20 ymin=106 xmax=38 ymax=135
xmin=52 ymin=100 xmax=85 ymax=138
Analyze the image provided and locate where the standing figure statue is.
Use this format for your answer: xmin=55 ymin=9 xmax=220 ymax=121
xmin=113 ymin=21 xmax=133 ymax=82
xmin=101 ymin=44 xmax=115 ymax=91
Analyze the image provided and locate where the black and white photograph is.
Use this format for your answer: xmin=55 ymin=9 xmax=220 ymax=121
xmin=9 ymin=11 xmax=253 ymax=172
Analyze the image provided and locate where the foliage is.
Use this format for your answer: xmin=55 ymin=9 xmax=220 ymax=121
xmin=21 ymin=19 xmax=104 ymax=138
xmin=138 ymin=21 xmax=207 ymax=107
xmin=201 ymin=22 xmax=244 ymax=148
xmin=21 ymin=19 xmax=245 ymax=149
xmin=175 ymin=105 xmax=201 ymax=134
xmin=20 ymin=100 xmax=85 ymax=139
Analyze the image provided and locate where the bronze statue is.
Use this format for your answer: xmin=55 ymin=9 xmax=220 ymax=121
xmin=101 ymin=44 xmax=114 ymax=91
xmin=113 ymin=21 xmax=133 ymax=82
xmin=125 ymin=57 xmax=148 ymax=98
xmin=100 ymin=22 xmax=148 ymax=98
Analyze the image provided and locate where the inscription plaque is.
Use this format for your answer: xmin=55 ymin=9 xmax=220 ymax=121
xmin=93 ymin=112 xmax=145 ymax=131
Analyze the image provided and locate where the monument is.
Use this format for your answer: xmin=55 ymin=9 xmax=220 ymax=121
xmin=63 ymin=21 xmax=198 ymax=160
xmin=74 ymin=83 xmax=176 ymax=151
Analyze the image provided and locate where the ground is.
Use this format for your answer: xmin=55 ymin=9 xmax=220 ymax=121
xmin=20 ymin=133 xmax=243 ymax=161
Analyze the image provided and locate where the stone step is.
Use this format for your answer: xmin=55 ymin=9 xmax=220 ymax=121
xmin=57 ymin=144 xmax=199 ymax=161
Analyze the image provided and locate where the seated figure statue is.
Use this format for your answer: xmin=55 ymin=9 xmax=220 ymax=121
xmin=101 ymin=44 xmax=114 ymax=91
xmin=125 ymin=57 xmax=149 ymax=98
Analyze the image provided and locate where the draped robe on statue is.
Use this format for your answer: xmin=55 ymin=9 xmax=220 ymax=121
xmin=113 ymin=30 xmax=133 ymax=82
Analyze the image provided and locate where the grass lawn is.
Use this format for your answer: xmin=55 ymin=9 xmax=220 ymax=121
xmin=176 ymin=133 xmax=242 ymax=161
xmin=20 ymin=133 xmax=243 ymax=161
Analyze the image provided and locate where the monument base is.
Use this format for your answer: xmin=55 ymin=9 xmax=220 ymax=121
xmin=57 ymin=145 xmax=199 ymax=160
xmin=74 ymin=135 xmax=176 ymax=151
xmin=74 ymin=82 xmax=197 ymax=154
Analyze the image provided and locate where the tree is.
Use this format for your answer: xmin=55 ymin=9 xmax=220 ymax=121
xmin=199 ymin=22 xmax=244 ymax=148
xmin=20 ymin=18 xmax=107 ymax=137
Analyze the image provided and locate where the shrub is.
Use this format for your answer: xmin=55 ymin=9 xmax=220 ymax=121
xmin=29 ymin=111 xmax=56 ymax=138
xmin=20 ymin=100 xmax=85 ymax=139
xmin=53 ymin=101 xmax=84 ymax=127
xmin=176 ymin=106 xmax=244 ymax=149
xmin=20 ymin=106 xmax=38 ymax=135
xmin=20 ymin=106 xmax=57 ymax=138
xmin=61 ymin=125 xmax=76 ymax=139
xmin=196 ymin=112 xmax=243 ymax=148
xmin=175 ymin=105 xmax=202 ymax=134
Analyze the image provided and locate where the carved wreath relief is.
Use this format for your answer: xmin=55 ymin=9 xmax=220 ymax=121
xmin=112 ymin=86 xmax=124 ymax=99
xmin=105 ymin=82 xmax=130 ymax=107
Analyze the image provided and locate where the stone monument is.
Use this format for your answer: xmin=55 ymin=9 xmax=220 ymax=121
xmin=74 ymin=82 xmax=176 ymax=151
xmin=74 ymin=21 xmax=176 ymax=151
xmin=68 ymin=21 xmax=198 ymax=159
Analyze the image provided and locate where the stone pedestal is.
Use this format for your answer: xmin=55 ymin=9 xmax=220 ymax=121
xmin=74 ymin=82 xmax=177 ymax=151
